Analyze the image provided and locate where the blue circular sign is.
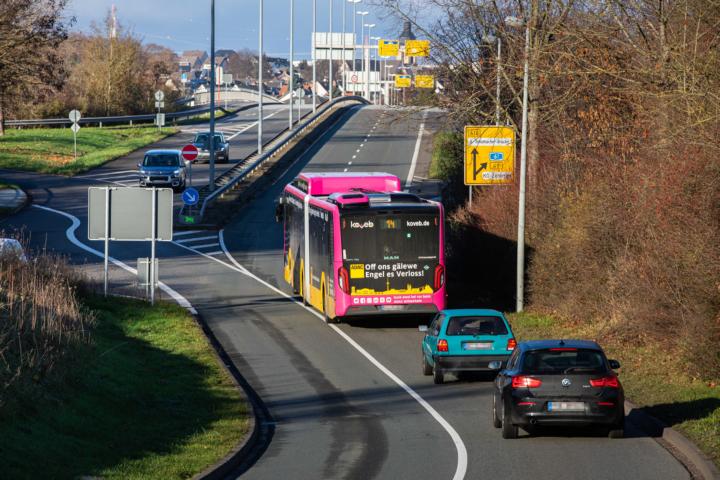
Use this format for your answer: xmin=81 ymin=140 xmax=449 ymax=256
xmin=182 ymin=187 xmax=199 ymax=206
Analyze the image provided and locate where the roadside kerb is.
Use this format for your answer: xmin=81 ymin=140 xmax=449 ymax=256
xmin=179 ymin=96 xmax=368 ymax=225
xmin=625 ymin=400 xmax=720 ymax=480
xmin=0 ymin=186 xmax=28 ymax=215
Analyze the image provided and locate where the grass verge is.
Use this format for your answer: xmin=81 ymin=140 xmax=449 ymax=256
xmin=508 ymin=311 xmax=720 ymax=468
xmin=0 ymin=295 xmax=249 ymax=479
xmin=0 ymin=126 xmax=176 ymax=175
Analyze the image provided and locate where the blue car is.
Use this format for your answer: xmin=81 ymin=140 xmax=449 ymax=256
xmin=420 ymin=309 xmax=516 ymax=384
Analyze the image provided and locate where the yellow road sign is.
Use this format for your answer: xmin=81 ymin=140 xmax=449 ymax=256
xmin=395 ymin=75 xmax=411 ymax=88
xmin=464 ymin=126 xmax=515 ymax=185
xmin=415 ymin=75 xmax=434 ymax=88
xmin=378 ymin=39 xmax=400 ymax=57
xmin=405 ymin=39 xmax=430 ymax=57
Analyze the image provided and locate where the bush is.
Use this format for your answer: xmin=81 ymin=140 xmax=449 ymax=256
xmin=0 ymin=244 xmax=93 ymax=413
xmin=429 ymin=131 xmax=465 ymax=207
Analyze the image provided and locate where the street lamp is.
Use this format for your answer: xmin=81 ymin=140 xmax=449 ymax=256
xmin=356 ymin=11 xmax=368 ymax=97
xmin=312 ymin=0 xmax=316 ymax=111
xmin=348 ymin=0 xmax=361 ymax=95
xmin=289 ymin=0 xmax=294 ymax=129
xmin=258 ymin=0 xmax=263 ymax=154
xmin=364 ymin=23 xmax=375 ymax=102
xmin=329 ymin=0 xmax=333 ymax=101
xmin=209 ymin=0 xmax=216 ymax=192
xmin=505 ymin=15 xmax=530 ymax=312
xmin=371 ymin=35 xmax=380 ymax=103
xmin=482 ymin=33 xmax=502 ymax=126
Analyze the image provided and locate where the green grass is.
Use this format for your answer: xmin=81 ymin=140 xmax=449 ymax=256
xmin=508 ymin=311 xmax=720 ymax=467
xmin=0 ymin=295 xmax=249 ymax=479
xmin=0 ymin=126 xmax=176 ymax=175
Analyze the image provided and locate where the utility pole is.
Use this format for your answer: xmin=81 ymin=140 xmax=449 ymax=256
xmin=364 ymin=23 xmax=375 ymax=101
xmin=209 ymin=0 xmax=216 ymax=191
xmin=342 ymin=0 xmax=346 ymax=94
xmin=289 ymin=0 xmax=294 ymax=128
xmin=258 ymin=0 xmax=264 ymax=153
xmin=329 ymin=0 xmax=333 ymax=101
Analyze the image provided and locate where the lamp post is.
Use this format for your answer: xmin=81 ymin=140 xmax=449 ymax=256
xmin=289 ymin=0 xmax=294 ymax=129
xmin=356 ymin=11 xmax=368 ymax=97
xmin=329 ymin=0 xmax=333 ymax=101
xmin=370 ymin=36 xmax=380 ymax=103
xmin=209 ymin=0 xmax=216 ymax=192
xmin=341 ymin=0 xmax=346 ymax=94
xmin=312 ymin=0 xmax=316 ymax=111
xmin=349 ymin=0 xmax=361 ymax=95
xmin=483 ymin=34 xmax=502 ymax=125
xmin=505 ymin=15 xmax=531 ymax=312
xmin=364 ymin=23 xmax=375 ymax=101
xmin=258 ymin=0 xmax=263 ymax=153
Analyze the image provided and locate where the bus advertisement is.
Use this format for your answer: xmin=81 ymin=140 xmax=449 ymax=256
xmin=276 ymin=172 xmax=446 ymax=322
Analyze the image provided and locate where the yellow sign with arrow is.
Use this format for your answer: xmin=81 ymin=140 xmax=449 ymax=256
xmin=464 ymin=126 xmax=515 ymax=185
xmin=405 ymin=39 xmax=430 ymax=57
xmin=378 ymin=39 xmax=400 ymax=57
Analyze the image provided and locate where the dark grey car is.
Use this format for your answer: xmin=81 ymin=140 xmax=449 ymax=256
xmin=192 ymin=131 xmax=230 ymax=163
xmin=138 ymin=150 xmax=187 ymax=190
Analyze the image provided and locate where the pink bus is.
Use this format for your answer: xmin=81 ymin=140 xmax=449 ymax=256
xmin=276 ymin=172 xmax=446 ymax=322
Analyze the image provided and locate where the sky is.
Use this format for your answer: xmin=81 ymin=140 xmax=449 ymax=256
xmin=67 ymin=0 xmax=403 ymax=59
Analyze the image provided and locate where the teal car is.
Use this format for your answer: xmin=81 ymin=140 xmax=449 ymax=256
xmin=420 ymin=309 xmax=516 ymax=384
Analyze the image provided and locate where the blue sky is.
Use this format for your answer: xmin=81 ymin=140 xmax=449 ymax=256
xmin=67 ymin=0 xmax=402 ymax=59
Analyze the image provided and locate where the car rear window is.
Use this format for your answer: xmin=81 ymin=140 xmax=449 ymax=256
xmin=445 ymin=316 xmax=508 ymax=336
xmin=521 ymin=348 xmax=607 ymax=374
xmin=143 ymin=154 xmax=180 ymax=167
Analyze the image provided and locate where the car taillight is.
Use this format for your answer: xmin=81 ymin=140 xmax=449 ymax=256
xmin=507 ymin=338 xmax=517 ymax=351
xmin=512 ymin=376 xmax=542 ymax=388
xmin=338 ymin=267 xmax=349 ymax=294
xmin=589 ymin=375 xmax=620 ymax=388
xmin=437 ymin=339 xmax=449 ymax=352
xmin=434 ymin=265 xmax=445 ymax=290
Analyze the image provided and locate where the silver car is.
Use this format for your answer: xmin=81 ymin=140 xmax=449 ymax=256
xmin=138 ymin=150 xmax=187 ymax=190
xmin=192 ymin=132 xmax=230 ymax=163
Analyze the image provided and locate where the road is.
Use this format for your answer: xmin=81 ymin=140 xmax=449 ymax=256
xmin=0 ymin=105 xmax=691 ymax=480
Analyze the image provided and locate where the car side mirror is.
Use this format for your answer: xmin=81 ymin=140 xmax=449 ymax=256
xmin=488 ymin=361 xmax=503 ymax=370
xmin=418 ymin=325 xmax=428 ymax=333
xmin=608 ymin=359 xmax=621 ymax=370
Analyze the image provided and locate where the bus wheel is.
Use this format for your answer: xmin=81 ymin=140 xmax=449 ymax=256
xmin=323 ymin=289 xmax=338 ymax=324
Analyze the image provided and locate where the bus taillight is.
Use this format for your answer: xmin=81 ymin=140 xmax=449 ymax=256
xmin=434 ymin=265 xmax=445 ymax=290
xmin=338 ymin=267 xmax=350 ymax=294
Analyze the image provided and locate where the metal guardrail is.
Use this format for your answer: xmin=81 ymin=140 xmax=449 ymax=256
xmin=5 ymin=103 xmax=257 ymax=128
xmin=183 ymin=95 xmax=368 ymax=223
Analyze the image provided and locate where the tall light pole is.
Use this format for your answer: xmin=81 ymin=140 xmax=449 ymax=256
xmin=371 ymin=35 xmax=380 ymax=102
xmin=341 ymin=0 xmax=346 ymax=94
xmin=506 ymin=15 xmax=530 ymax=312
xmin=289 ymin=0 xmax=294 ymax=129
xmin=329 ymin=0 xmax=333 ymax=100
xmin=349 ymin=0 xmax=361 ymax=94
xmin=312 ymin=0 xmax=317 ymax=111
xmin=364 ymin=23 xmax=375 ymax=102
xmin=356 ymin=11 xmax=368 ymax=97
xmin=209 ymin=0 xmax=216 ymax=191
xmin=258 ymin=0 xmax=264 ymax=153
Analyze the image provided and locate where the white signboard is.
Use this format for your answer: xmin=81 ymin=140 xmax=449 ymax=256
xmin=313 ymin=32 xmax=355 ymax=60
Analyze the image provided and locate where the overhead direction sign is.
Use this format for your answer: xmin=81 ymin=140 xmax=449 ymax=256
xmin=395 ymin=75 xmax=411 ymax=88
xmin=415 ymin=75 xmax=434 ymax=88
xmin=378 ymin=39 xmax=400 ymax=57
xmin=181 ymin=144 xmax=199 ymax=162
xmin=405 ymin=39 xmax=430 ymax=57
xmin=464 ymin=126 xmax=515 ymax=185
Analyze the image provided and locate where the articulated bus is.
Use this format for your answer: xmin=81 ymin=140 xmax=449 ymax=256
xmin=276 ymin=172 xmax=446 ymax=322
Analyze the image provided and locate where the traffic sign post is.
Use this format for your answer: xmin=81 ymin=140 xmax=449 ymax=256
xmin=68 ymin=109 xmax=81 ymax=161
xmin=464 ymin=126 xmax=515 ymax=191
xmin=181 ymin=144 xmax=198 ymax=185
xmin=154 ymin=90 xmax=165 ymax=131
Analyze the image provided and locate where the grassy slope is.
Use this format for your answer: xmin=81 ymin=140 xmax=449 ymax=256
xmin=0 ymin=126 xmax=175 ymax=175
xmin=508 ymin=312 xmax=720 ymax=467
xmin=0 ymin=296 xmax=248 ymax=479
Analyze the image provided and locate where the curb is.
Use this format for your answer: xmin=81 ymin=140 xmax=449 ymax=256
xmin=0 ymin=186 xmax=29 ymax=215
xmin=625 ymin=400 xmax=720 ymax=479
xmin=191 ymin=311 xmax=272 ymax=480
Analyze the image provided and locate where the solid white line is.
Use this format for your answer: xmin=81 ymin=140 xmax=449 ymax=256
xmin=205 ymin=251 xmax=224 ymax=256
xmin=172 ymin=230 xmax=203 ymax=237
xmin=174 ymin=235 xmax=217 ymax=244
xmin=32 ymin=205 xmax=198 ymax=315
xmin=227 ymin=108 xmax=286 ymax=140
xmin=191 ymin=242 xmax=221 ymax=250
xmin=406 ymin=111 xmax=427 ymax=187
xmin=217 ymin=230 xmax=468 ymax=480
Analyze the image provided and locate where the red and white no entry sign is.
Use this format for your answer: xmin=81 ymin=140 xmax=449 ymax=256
xmin=351 ymin=74 xmax=358 ymax=83
xmin=181 ymin=144 xmax=199 ymax=162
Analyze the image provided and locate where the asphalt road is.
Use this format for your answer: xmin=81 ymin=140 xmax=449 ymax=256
xmin=0 ymin=105 xmax=691 ymax=480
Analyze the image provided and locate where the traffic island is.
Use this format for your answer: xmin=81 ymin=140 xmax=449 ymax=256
xmin=0 ymin=183 xmax=28 ymax=217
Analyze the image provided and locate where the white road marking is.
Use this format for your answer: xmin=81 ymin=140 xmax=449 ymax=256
xmin=352 ymin=155 xmax=356 ymax=159
xmin=356 ymin=149 xmax=360 ymax=153
xmin=32 ymin=205 xmax=198 ymax=315
xmin=78 ymin=170 xmax=137 ymax=178
xmin=217 ymin=230 xmax=468 ymax=480
xmin=191 ymin=242 xmax=221 ymax=250
xmin=406 ymin=110 xmax=427 ymax=187
xmin=227 ymin=108 xmax=286 ymax=140
xmin=204 ymin=251 xmax=224 ymax=256
xmin=173 ymin=230 xmax=204 ymax=237
xmin=348 ymin=161 xmax=352 ymax=165
xmin=174 ymin=235 xmax=217 ymax=244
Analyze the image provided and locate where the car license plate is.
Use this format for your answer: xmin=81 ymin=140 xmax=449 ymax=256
xmin=462 ymin=342 xmax=493 ymax=350
xmin=548 ymin=402 xmax=585 ymax=412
